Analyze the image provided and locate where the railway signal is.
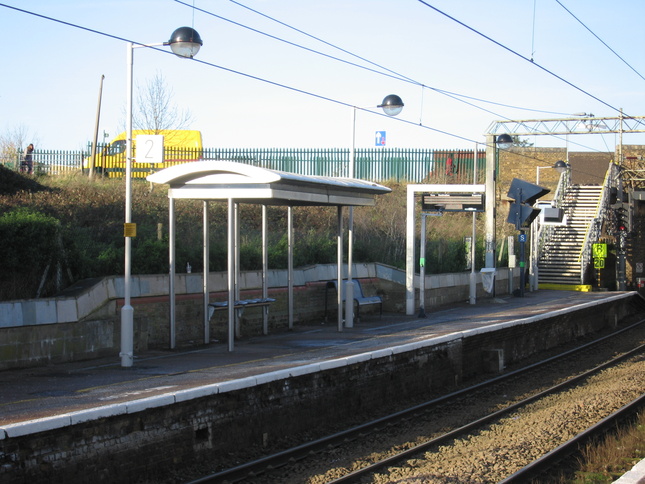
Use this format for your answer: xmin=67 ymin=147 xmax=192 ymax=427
xmin=506 ymin=178 xmax=550 ymax=297
xmin=506 ymin=178 xmax=550 ymax=230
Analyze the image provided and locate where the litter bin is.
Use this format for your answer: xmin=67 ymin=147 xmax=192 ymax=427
xmin=480 ymin=268 xmax=496 ymax=295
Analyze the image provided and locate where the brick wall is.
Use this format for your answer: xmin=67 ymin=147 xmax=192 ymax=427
xmin=498 ymin=147 xmax=568 ymax=201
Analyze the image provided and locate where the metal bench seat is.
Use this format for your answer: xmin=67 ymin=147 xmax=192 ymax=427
xmin=208 ymin=298 xmax=276 ymax=320
xmin=325 ymin=280 xmax=382 ymax=323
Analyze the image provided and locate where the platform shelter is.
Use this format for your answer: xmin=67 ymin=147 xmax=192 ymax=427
xmin=147 ymin=161 xmax=391 ymax=351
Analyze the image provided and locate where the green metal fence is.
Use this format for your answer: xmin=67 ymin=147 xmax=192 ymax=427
xmin=4 ymin=150 xmax=85 ymax=175
xmin=202 ymin=147 xmax=486 ymax=184
xmin=6 ymin=146 xmax=486 ymax=184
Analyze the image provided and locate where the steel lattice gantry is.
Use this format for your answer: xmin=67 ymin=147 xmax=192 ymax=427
xmin=486 ymin=115 xmax=645 ymax=137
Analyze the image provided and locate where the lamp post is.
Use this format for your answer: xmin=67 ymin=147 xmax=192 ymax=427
xmin=121 ymin=27 xmax=203 ymax=368
xmin=483 ymin=133 xmax=513 ymax=271
xmin=536 ymin=159 xmax=568 ymax=185
xmin=343 ymin=94 xmax=403 ymax=328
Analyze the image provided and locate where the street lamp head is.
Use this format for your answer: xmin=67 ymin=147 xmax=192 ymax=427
xmin=495 ymin=134 xmax=513 ymax=150
xmin=378 ymin=94 xmax=404 ymax=117
xmin=553 ymin=159 xmax=569 ymax=173
xmin=167 ymin=27 xmax=203 ymax=58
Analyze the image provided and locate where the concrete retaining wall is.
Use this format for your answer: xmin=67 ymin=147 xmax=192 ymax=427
xmin=0 ymin=264 xmax=518 ymax=370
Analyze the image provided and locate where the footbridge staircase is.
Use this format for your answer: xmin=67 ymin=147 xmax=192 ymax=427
xmin=535 ymin=164 xmax=616 ymax=287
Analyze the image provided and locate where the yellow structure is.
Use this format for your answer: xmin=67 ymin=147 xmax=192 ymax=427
xmin=84 ymin=130 xmax=203 ymax=177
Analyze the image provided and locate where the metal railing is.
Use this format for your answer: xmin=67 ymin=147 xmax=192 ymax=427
xmin=535 ymin=166 xmax=572 ymax=265
xmin=578 ymin=162 xmax=617 ymax=283
xmin=3 ymin=150 xmax=85 ymax=175
xmin=201 ymin=147 xmax=486 ymax=183
xmin=4 ymin=146 xmax=487 ymax=184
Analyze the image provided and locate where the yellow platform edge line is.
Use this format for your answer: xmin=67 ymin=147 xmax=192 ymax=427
xmin=538 ymin=283 xmax=593 ymax=292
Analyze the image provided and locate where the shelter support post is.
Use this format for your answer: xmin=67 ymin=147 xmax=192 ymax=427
xmin=405 ymin=186 xmax=415 ymax=315
xmin=203 ymin=201 xmax=210 ymax=344
xmin=288 ymin=206 xmax=294 ymax=330
xmin=262 ymin=205 xmax=268 ymax=335
xmin=337 ymin=206 xmax=344 ymax=331
xmin=234 ymin=203 xmax=241 ymax=338
xmin=345 ymin=206 xmax=354 ymax=327
xmin=169 ymin=197 xmax=176 ymax=349
xmin=418 ymin=214 xmax=426 ymax=318
xmin=227 ymin=198 xmax=235 ymax=352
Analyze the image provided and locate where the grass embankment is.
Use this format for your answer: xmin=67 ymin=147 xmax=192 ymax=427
xmin=0 ymin=168 xmax=484 ymax=300
xmin=569 ymin=412 xmax=645 ymax=483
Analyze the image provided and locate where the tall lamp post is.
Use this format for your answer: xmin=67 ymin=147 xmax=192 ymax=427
xmin=536 ymin=159 xmax=568 ymax=185
xmin=483 ymin=133 xmax=513 ymax=271
xmin=121 ymin=27 xmax=203 ymax=368
xmin=344 ymin=95 xmax=403 ymax=328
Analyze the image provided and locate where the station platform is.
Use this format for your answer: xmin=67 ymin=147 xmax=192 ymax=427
xmin=0 ymin=289 xmax=635 ymax=429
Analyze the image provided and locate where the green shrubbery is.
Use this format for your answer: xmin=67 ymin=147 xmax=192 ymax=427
xmin=0 ymin=208 xmax=64 ymax=299
xmin=0 ymin=168 xmax=488 ymax=301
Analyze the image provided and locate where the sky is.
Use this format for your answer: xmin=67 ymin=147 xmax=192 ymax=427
xmin=1 ymin=0 xmax=645 ymax=152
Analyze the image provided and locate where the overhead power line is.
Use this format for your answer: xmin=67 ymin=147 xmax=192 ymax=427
xmin=172 ymin=0 xmax=603 ymax=151
xmin=0 ymin=1 xmax=627 ymax=157
xmin=220 ymin=0 xmax=586 ymax=119
xmin=415 ymin=0 xmax=634 ymax=121
xmin=172 ymin=0 xmax=579 ymax=119
xmin=555 ymin=0 xmax=645 ymax=83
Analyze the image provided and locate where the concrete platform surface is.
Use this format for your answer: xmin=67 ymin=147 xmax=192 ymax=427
xmin=0 ymin=290 xmax=634 ymax=428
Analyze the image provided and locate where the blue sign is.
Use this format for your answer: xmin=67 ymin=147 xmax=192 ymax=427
xmin=375 ymin=131 xmax=386 ymax=146
xmin=518 ymin=233 xmax=527 ymax=243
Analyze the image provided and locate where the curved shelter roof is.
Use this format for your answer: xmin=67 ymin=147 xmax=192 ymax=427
xmin=147 ymin=160 xmax=391 ymax=206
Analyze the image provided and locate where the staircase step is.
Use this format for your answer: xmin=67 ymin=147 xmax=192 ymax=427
xmin=537 ymin=184 xmax=603 ymax=286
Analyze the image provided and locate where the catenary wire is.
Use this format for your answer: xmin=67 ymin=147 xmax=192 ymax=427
xmin=173 ymin=0 xmax=581 ymax=119
xmin=212 ymin=0 xmax=581 ymax=118
xmin=219 ymin=0 xmax=645 ymax=145
xmin=415 ymin=0 xmax=643 ymax=128
xmin=0 ymin=1 xmax=618 ymax=170
xmin=555 ymin=0 xmax=645 ymax=83
xmin=173 ymin=0 xmax=609 ymax=152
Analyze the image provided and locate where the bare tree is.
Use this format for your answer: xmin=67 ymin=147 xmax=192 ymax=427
xmin=132 ymin=71 xmax=193 ymax=133
xmin=0 ymin=124 xmax=39 ymax=168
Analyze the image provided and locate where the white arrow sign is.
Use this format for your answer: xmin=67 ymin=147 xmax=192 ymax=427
xmin=375 ymin=131 xmax=386 ymax=146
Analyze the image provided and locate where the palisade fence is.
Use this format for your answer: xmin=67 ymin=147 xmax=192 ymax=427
xmin=5 ymin=146 xmax=487 ymax=184
xmin=3 ymin=150 xmax=85 ymax=175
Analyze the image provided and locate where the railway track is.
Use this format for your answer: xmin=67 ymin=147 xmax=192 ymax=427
xmin=500 ymin=393 xmax=645 ymax=483
xmin=186 ymin=319 xmax=645 ymax=484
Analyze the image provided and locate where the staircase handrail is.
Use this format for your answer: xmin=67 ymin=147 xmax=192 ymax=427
xmin=536 ymin=166 xmax=570 ymax=260
xmin=551 ymin=166 xmax=571 ymax=209
xmin=578 ymin=162 xmax=618 ymax=283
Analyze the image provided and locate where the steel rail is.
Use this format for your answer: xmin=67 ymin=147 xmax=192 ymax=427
xmin=186 ymin=319 xmax=645 ymax=484
xmin=326 ymin=342 xmax=645 ymax=483
xmin=500 ymin=393 xmax=645 ymax=483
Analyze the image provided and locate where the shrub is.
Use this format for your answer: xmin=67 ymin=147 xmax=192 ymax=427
xmin=0 ymin=172 xmax=492 ymax=300
xmin=0 ymin=208 xmax=63 ymax=299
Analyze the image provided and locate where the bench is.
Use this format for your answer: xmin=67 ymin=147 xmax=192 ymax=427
xmin=325 ymin=279 xmax=382 ymax=323
xmin=207 ymin=298 xmax=276 ymax=321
